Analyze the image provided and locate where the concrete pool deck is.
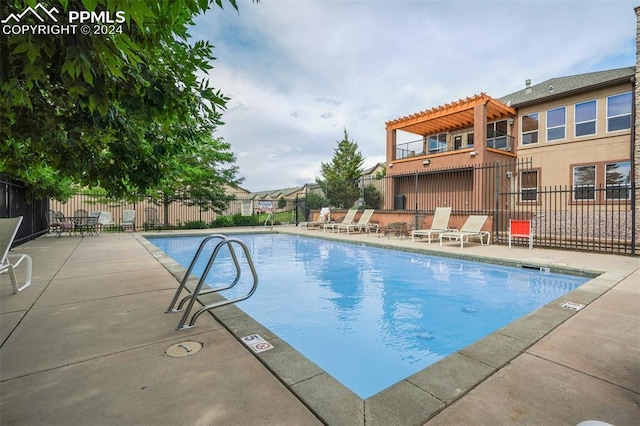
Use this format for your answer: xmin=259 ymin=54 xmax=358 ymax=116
xmin=1 ymin=226 xmax=638 ymax=425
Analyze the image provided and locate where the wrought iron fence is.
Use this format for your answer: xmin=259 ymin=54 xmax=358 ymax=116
xmin=360 ymin=159 xmax=637 ymax=255
xmin=0 ymin=174 xmax=49 ymax=245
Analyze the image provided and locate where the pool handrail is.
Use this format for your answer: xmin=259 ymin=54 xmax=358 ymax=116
xmin=166 ymin=234 xmax=259 ymax=330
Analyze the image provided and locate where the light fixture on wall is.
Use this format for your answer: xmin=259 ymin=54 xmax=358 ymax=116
xmin=506 ymin=171 xmax=513 ymax=179
xmin=469 ymin=151 xmax=478 ymax=157
xmin=388 ymin=163 xmax=393 ymax=168
xmin=508 ymin=116 xmax=515 ymax=125
xmin=422 ymin=159 xmax=430 ymax=166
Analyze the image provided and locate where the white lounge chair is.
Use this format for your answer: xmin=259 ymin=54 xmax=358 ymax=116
xmin=324 ymin=209 xmax=357 ymax=233
xmin=439 ymin=215 xmax=490 ymax=248
xmin=0 ymin=216 xmax=32 ymax=293
xmin=411 ymin=207 xmax=453 ymax=243
xmin=299 ymin=207 xmax=330 ymax=230
xmin=336 ymin=209 xmax=377 ymax=235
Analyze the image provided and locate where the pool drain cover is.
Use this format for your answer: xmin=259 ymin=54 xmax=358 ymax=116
xmin=166 ymin=341 xmax=203 ymax=358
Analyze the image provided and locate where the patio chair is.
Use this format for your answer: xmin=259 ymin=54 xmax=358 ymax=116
xmin=96 ymin=211 xmax=115 ymax=231
xmin=0 ymin=216 xmax=32 ymax=293
xmin=411 ymin=207 xmax=453 ymax=243
xmin=336 ymin=209 xmax=377 ymax=235
xmin=324 ymin=209 xmax=358 ymax=233
xmin=54 ymin=212 xmax=74 ymax=238
xmin=144 ymin=207 xmax=161 ymax=231
xmin=122 ymin=210 xmax=136 ymax=232
xmin=45 ymin=209 xmax=61 ymax=235
xmin=299 ymin=207 xmax=330 ymax=230
xmin=439 ymin=215 xmax=490 ymax=248
xmin=78 ymin=211 xmax=101 ymax=236
xmin=509 ymin=219 xmax=533 ymax=250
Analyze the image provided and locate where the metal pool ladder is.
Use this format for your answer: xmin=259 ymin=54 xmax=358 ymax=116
xmin=166 ymin=234 xmax=259 ymax=330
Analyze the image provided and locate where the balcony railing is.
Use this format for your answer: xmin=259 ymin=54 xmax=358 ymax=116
xmin=395 ymin=135 xmax=515 ymax=160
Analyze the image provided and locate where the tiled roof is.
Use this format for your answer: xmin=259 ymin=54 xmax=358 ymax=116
xmin=499 ymin=67 xmax=635 ymax=107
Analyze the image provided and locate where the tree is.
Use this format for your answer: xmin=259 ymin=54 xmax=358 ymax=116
xmin=363 ymin=184 xmax=383 ymax=209
xmin=316 ymin=129 xmax=364 ymax=209
xmin=0 ymin=0 xmax=240 ymax=200
xmin=147 ymin=131 xmax=243 ymax=225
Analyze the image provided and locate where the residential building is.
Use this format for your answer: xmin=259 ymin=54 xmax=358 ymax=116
xmin=384 ymin=68 xmax=634 ymax=214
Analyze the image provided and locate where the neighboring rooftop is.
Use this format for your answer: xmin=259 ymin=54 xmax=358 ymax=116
xmin=499 ymin=66 xmax=635 ymax=107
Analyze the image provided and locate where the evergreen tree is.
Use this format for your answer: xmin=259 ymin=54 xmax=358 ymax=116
xmin=316 ymin=129 xmax=364 ymax=209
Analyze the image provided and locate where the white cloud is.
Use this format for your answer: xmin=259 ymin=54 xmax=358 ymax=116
xmin=195 ymin=0 xmax=637 ymax=191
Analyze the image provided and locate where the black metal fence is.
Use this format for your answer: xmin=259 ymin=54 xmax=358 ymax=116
xmin=365 ymin=159 xmax=637 ymax=256
xmin=4 ymin=157 xmax=637 ymax=255
xmin=0 ymin=174 xmax=49 ymax=245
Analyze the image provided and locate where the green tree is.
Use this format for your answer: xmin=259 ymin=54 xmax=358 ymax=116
xmin=316 ymin=128 xmax=364 ymax=209
xmin=147 ymin=132 xmax=243 ymax=226
xmin=363 ymin=184 xmax=383 ymax=209
xmin=0 ymin=0 xmax=240 ymax=200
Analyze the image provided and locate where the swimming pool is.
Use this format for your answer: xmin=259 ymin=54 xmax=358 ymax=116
xmin=149 ymin=233 xmax=589 ymax=399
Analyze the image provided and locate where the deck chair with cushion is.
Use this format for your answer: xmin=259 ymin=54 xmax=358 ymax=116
xmin=336 ymin=209 xmax=377 ymax=235
xmin=509 ymin=219 xmax=533 ymax=250
xmin=0 ymin=216 xmax=32 ymax=293
xmin=411 ymin=207 xmax=453 ymax=243
xmin=439 ymin=215 xmax=490 ymax=248
xmin=299 ymin=207 xmax=330 ymax=230
xmin=324 ymin=209 xmax=357 ymax=233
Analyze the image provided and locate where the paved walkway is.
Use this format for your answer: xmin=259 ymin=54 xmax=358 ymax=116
xmin=1 ymin=228 xmax=638 ymax=425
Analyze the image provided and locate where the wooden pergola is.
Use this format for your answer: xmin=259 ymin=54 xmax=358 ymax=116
xmin=386 ymin=93 xmax=516 ymax=136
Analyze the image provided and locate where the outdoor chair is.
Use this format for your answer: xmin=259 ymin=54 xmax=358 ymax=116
xmin=411 ymin=207 xmax=453 ymax=243
xmin=144 ymin=207 xmax=161 ymax=231
xmin=78 ymin=212 xmax=101 ymax=236
xmin=45 ymin=209 xmax=62 ymax=235
xmin=299 ymin=207 xmax=330 ymax=230
xmin=509 ymin=219 xmax=533 ymax=250
xmin=336 ymin=209 xmax=377 ymax=235
xmin=54 ymin=212 xmax=74 ymax=237
xmin=122 ymin=210 xmax=136 ymax=232
xmin=324 ymin=209 xmax=357 ymax=233
xmin=96 ymin=211 xmax=115 ymax=231
xmin=439 ymin=215 xmax=490 ymax=248
xmin=0 ymin=216 xmax=32 ymax=293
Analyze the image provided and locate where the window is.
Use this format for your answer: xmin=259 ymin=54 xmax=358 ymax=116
xmin=605 ymin=161 xmax=631 ymax=200
xmin=521 ymin=113 xmax=538 ymax=145
xmin=520 ymin=170 xmax=538 ymax=202
xmin=454 ymin=135 xmax=462 ymax=150
xmin=607 ymin=92 xmax=631 ymax=132
xmin=573 ymin=165 xmax=596 ymax=200
xmin=487 ymin=120 xmax=507 ymax=149
xmin=428 ymin=133 xmax=447 ymax=153
xmin=466 ymin=133 xmax=474 ymax=148
xmin=546 ymin=107 xmax=566 ymax=141
xmin=575 ymin=100 xmax=596 ymax=137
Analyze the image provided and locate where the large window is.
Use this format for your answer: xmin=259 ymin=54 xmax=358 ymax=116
xmin=575 ymin=100 xmax=597 ymax=137
xmin=607 ymin=92 xmax=631 ymax=132
xmin=573 ymin=165 xmax=596 ymax=201
xmin=520 ymin=170 xmax=538 ymax=202
xmin=546 ymin=107 xmax=566 ymax=141
xmin=605 ymin=161 xmax=631 ymax=200
xmin=428 ymin=133 xmax=447 ymax=154
xmin=521 ymin=113 xmax=539 ymax=145
xmin=487 ymin=120 xmax=508 ymax=149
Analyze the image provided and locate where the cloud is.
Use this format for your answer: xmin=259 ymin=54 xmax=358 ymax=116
xmin=194 ymin=0 xmax=637 ymax=191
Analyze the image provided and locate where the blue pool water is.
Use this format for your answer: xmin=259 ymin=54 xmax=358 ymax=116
xmin=149 ymin=234 xmax=589 ymax=399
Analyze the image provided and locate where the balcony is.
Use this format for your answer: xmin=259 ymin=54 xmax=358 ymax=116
xmin=395 ymin=135 xmax=515 ymax=160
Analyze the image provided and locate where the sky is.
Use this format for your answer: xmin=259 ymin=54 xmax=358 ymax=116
xmin=192 ymin=0 xmax=638 ymax=192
